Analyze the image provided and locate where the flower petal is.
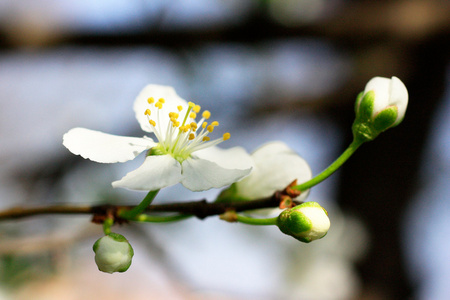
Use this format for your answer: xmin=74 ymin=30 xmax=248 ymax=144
xmin=63 ymin=128 xmax=154 ymax=163
xmin=192 ymin=146 xmax=254 ymax=170
xmin=235 ymin=141 xmax=312 ymax=201
xmin=389 ymin=76 xmax=408 ymax=124
xmin=133 ymin=84 xmax=189 ymax=134
xmin=112 ymin=154 xmax=182 ymax=190
xmin=364 ymin=77 xmax=390 ymax=115
xmin=181 ymin=146 xmax=253 ymax=191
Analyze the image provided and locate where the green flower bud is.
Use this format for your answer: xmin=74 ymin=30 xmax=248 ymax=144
xmin=277 ymin=202 xmax=330 ymax=243
xmin=93 ymin=233 xmax=134 ymax=274
xmin=353 ymin=76 xmax=408 ymax=142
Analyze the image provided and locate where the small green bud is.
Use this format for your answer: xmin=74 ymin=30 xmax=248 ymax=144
xmin=353 ymin=76 xmax=408 ymax=142
xmin=93 ymin=233 xmax=134 ymax=274
xmin=277 ymin=202 xmax=330 ymax=243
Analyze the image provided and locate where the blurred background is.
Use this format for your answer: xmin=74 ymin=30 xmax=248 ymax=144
xmin=0 ymin=0 xmax=449 ymax=299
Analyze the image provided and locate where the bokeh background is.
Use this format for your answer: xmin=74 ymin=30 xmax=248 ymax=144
xmin=0 ymin=0 xmax=449 ymax=299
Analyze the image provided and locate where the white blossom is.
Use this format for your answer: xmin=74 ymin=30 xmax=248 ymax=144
xmin=234 ymin=141 xmax=312 ymax=201
xmin=63 ymin=85 xmax=253 ymax=191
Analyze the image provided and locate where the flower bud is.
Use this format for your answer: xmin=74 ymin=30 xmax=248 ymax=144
xmin=353 ymin=76 xmax=408 ymax=142
xmin=93 ymin=233 xmax=134 ymax=274
xmin=277 ymin=202 xmax=330 ymax=243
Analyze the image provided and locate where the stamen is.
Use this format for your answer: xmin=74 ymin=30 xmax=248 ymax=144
xmin=202 ymin=110 xmax=211 ymax=119
xmin=144 ymin=96 xmax=231 ymax=161
xmin=169 ymin=112 xmax=179 ymax=119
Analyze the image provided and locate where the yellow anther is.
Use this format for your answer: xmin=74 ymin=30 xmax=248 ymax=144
xmin=202 ymin=136 xmax=210 ymax=142
xmin=188 ymin=101 xmax=195 ymax=108
xmin=177 ymin=105 xmax=183 ymax=112
xmin=169 ymin=112 xmax=179 ymax=119
xmin=172 ymin=121 xmax=180 ymax=128
xmin=147 ymin=97 xmax=154 ymax=104
xmin=190 ymin=112 xmax=197 ymax=119
xmin=207 ymin=125 xmax=214 ymax=132
xmin=190 ymin=122 xmax=197 ymax=128
xmin=170 ymin=117 xmax=177 ymax=123
xmin=189 ymin=133 xmax=195 ymax=140
xmin=202 ymin=122 xmax=208 ymax=128
xmin=149 ymin=120 xmax=156 ymax=126
xmin=158 ymin=98 xmax=165 ymax=103
xmin=202 ymin=110 xmax=211 ymax=119
xmin=223 ymin=133 xmax=230 ymax=141
xmin=211 ymin=121 xmax=219 ymax=126
xmin=144 ymin=109 xmax=151 ymax=116
xmin=193 ymin=105 xmax=201 ymax=113
xmin=155 ymin=102 xmax=163 ymax=109
xmin=179 ymin=125 xmax=189 ymax=133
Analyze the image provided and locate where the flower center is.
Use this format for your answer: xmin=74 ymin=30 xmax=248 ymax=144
xmin=144 ymin=97 xmax=230 ymax=163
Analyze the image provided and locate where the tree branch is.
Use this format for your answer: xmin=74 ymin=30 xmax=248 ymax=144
xmin=0 ymin=191 xmax=298 ymax=223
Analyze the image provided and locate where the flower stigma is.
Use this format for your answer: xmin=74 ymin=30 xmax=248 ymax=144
xmin=145 ymin=98 xmax=230 ymax=163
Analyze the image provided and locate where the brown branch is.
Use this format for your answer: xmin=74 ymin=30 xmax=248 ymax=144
xmin=0 ymin=190 xmax=300 ymax=222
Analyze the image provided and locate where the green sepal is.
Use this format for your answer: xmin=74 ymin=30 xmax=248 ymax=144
xmin=373 ymin=106 xmax=398 ymax=132
xmin=277 ymin=207 xmax=312 ymax=240
xmin=216 ymin=183 xmax=250 ymax=203
xmin=354 ymin=91 xmax=364 ymax=114
xmin=357 ymin=90 xmax=375 ymax=122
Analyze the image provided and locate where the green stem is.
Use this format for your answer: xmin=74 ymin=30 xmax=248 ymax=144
xmin=292 ymin=139 xmax=364 ymax=191
xmin=119 ymin=190 xmax=159 ymax=220
xmin=103 ymin=217 xmax=114 ymax=235
xmin=235 ymin=214 xmax=278 ymax=226
xmin=134 ymin=214 xmax=193 ymax=223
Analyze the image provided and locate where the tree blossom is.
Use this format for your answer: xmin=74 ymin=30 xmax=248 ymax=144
xmin=218 ymin=141 xmax=312 ymax=202
xmin=93 ymin=233 xmax=134 ymax=274
xmin=353 ymin=76 xmax=408 ymax=141
xmin=63 ymin=85 xmax=253 ymax=191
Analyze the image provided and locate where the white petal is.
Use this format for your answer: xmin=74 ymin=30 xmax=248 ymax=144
xmin=181 ymin=147 xmax=253 ymax=191
xmin=235 ymin=141 xmax=312 ymax=201
xmin=133 ymin=84 xmax=189 ymax=134
xmin=193 ymin=146 xmax=254 ymax=170
xmin=63 ymin=128 xmax=154 ymax=163
xmin=389 ymin=76 xmax=408 ymax=123
xmin=364 ymin=77 xmax=390 ymax=115
xmin=112 ymin=155 xmax=182 ymax=190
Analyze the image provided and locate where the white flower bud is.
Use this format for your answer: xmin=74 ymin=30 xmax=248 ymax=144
xmin=277 ymin=202 xmax=330 ymax=243
xmin=93 ymin=233 xmax=134 ymax=274
xmin=353 ymin=76 xmax=408 ymax=141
